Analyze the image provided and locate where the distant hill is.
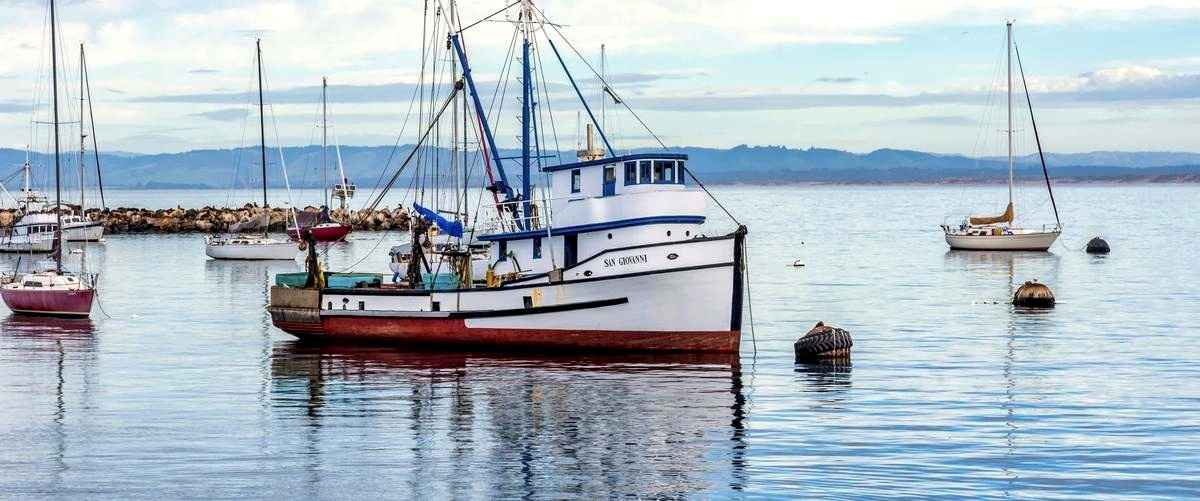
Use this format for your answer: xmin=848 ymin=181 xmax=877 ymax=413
xmin=1 ymin=144 xmax=1196 ymax=189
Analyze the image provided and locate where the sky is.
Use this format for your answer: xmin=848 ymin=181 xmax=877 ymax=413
xmin=1 ymin=0 xmax=1199 ymax=156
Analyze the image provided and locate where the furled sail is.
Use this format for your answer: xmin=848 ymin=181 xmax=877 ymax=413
xmin=969 ymin=202 xmax=1014 ymax=225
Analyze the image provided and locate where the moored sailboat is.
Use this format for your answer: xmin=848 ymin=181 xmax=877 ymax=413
xmin=943 ymin=21 xmax=1062 ymax=251
xmin=287 ymin=77 xmax=353 ymax=243
xmin=1 ymin=0 xmax=96 ymax=317
xmin=268 ymin=1 xmax=747 ymax=352
xmin=205 ymin=39 xmax=298 ymax=261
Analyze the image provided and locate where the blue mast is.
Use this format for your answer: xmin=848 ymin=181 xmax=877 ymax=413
xmin=449 ymin=34 xmax=513 ymax=202
xmin=521 ymin=33 xmax=533 ymax=227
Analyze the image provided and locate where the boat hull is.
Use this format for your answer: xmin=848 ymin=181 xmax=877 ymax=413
xmin=0 ymin=239 xmax=54 ymax=253
xmin=945 ymin=230 xmax=1060 ymax=251
xmin=287 ymin=223 xmax=352 ymax=242
xmin=270 ymin=233 xmax=745 ymax=353
xmin=206 ymin=242 xmax=297 ymax=260
xmin=64 ymin=222 xmax=104 ymax=242
xmin=1 ymin=288 xmax=94 ymax=317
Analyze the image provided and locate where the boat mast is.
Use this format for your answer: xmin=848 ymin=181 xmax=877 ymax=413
xmin=50 ymin=0 xmax=62 ymax=273
xmin=1006 ymin=20 xmax=1014 ymax=217
xmin=520 ymin=3 xmax=533 ymax=228
xmin=256 ymin=39 xmax=268 ymax=212
xmin=82 ymin=44 xmax=104 ymax=209
xmin=1015 ymin=45 xmax=1062 ymax=228
xmin=322 ymin=77 xmax=328 ymax=211
xmin=79 ymin=43 xmax=86 ymax=211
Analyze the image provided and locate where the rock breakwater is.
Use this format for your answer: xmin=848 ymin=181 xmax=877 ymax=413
xmin=0 ymin=205 xmax=412 ymax=234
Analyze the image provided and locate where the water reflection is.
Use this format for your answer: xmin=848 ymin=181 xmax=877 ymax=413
xmin=269 ymin=343 xmax=748 ymax=497
xmin=0 ymin=315 xmax=96 ymax=490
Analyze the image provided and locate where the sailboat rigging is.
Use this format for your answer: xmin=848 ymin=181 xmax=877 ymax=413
xmin=942 ymin=21 xmax=1062 ymax=251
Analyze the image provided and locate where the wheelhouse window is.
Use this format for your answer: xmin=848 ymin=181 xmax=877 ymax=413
xmin=533 ymin=237 xmax=542 ymax=259
xmin=498 ymin=241 xmax=508 ymax=261
xmin=639 ymin=160 xmax=651 ymax=184
xmin=570 ymin=169 xmax=581 ymax=193
xmin=677 ymin=160 xmax=686 ymax=185
xmin=624 ymin=161 xmax=637 ymax=185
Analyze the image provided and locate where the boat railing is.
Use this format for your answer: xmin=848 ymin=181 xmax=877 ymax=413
xmin=480 ymin=197 xmax=564 ymax=235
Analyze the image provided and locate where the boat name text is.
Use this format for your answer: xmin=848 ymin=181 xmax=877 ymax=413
xmin=603 ymin=254 xmax=648 ymax=268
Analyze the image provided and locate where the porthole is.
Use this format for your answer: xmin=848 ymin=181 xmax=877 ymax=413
xmin=686 ymin=231 xmax=691 ymax=237
xmin=607 ymin=233 xmax=613 ymax=240
xmin=583 ymin=270 xmax=593 ymax=277
xmin=667 ymin=230 xmax=672 ymax=237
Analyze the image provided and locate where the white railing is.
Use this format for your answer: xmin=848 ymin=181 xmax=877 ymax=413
xmin=480 ymin=196 xmax=565 ymax=235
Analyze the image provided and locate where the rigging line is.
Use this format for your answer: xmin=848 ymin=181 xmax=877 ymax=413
xmin=361 ymin=86 xmax=461 ymax=217
xmin=1014 ymin=44 xmax=1060 ymax=228
xmin=457 ymin=0 xmax=522 ymax=33
xmin=532 ymin=37 xmax=563 ymax=164
xmin=684 ymin=167 xmax=741 ymax=226
xmin=81 ymin=46 xmax=104 ymax=209
xmin=528 ymin=3 xmax=667 ymax=149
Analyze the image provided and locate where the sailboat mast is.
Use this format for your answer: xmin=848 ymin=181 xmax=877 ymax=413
xmin=79 ymin=43 xmax=86 ymax=210
xmin=322 ymin=77 xmax=328 ymax=210
xmin=50 ymin=0 xmax=62 ymax=273
xmin=82 ymin=44 xmax=104 ymax=209
xmin=1006 ymin=20 xmax=1014 ymax=214
xmin=256 ymin=39 xmax=268 ymax=210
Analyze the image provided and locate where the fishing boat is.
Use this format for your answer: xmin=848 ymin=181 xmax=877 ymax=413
xmin=1 ymin=0 xmax=96 ymax=317
xmin=287 ymin=78 xmax=353 ymax=243
xmin=205 ymin=39 xmax=298 ymax=261
xmin=943 ymin=21 xmax=1062 ymax=251
xmin=268 ymin=1 xmax=746 ymax=352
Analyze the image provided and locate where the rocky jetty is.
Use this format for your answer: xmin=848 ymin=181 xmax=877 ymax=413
xmin=0 ymin=205 xmax=411 ymax=234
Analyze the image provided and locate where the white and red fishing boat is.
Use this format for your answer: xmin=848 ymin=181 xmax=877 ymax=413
xmin=205 ymin=39 xmax=298 ymax=261
xmin=269 ymin=2 xmax=746 ymax=352
xmin=2 ymin=0 xmax=96 ymax=317
xmin=287 ymin=78 xmax=353 ymax=243
xmin=942 ymin=21 xmax=1062 ymax=251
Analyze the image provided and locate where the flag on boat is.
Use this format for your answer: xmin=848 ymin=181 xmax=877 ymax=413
xmin=412 ymin=202 xmax=463 ymax=238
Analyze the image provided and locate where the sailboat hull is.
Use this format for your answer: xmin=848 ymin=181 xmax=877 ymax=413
xmin=206 ymin=241 xmax=297 ymax=260
xmin=1 ymin=288 xmax=94 ymax=317
xmin=945 ymin=230 xmax=1060 ymax=251
xmin=287 ymin=223 xmax=352 ymax=242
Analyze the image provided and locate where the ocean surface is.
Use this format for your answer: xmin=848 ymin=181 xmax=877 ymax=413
xmin=1 ymin=184 xmax=1198 ymax=499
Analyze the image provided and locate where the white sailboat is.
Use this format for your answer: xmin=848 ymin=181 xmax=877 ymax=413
xmin=205 ymin=39 xmax=298 ymax=261
xmin=943 ymin=21 xmax=1062 ymax=251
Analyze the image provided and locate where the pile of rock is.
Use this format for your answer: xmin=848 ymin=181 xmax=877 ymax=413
xmin=0 ymin=205 xmax=411 ymax=234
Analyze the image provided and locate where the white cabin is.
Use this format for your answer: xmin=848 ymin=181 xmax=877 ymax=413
xmin=481 ymin=153 xmax=705 ymax=276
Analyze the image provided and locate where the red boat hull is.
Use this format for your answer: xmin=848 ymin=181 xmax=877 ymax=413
xmin=287 ymin=223 xmax=352 ymax=242
xmin=1 ymin=288 xmax=95 ymax=317
xmin=274 ymin=314 xmax=740 ymax=353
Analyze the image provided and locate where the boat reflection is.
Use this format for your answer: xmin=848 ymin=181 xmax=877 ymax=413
xmin=269 ymin=342 xmax=749 ymax=497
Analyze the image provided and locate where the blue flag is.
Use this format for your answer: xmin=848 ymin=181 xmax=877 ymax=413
xmin=412 ymin=202 xmax=464 ymax=238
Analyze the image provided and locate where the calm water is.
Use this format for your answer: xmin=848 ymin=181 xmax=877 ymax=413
xmin=1 ymin=185 xmax=1198 ymax=499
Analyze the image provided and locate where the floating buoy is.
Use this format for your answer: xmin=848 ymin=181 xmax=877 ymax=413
xmin=1085 ymin=237 xmax=1110 ymax=254
xmin=1013 ymin=280 xmax=1055 ymax=308
xmin=794 ymin=321 xmax=853 ymax=362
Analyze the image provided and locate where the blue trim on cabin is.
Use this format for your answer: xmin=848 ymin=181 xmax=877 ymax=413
xmin=479 ymin=215 xmax=705 ymax=242
xmin=541 ymin=153 xmax=688 ymax=173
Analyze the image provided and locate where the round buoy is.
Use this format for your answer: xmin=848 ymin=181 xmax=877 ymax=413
xmin=1085 ymin=237 xmax=1110 ymax=254
xmin=794 ymin=321 xmax=853 ymax=362
xmin=1013 ymin=280 xmax=1055 ymax=308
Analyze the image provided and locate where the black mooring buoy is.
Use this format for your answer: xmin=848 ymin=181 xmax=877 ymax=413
xmin=794 ymin=321 xmax=853 ymax=361
xmin=1086 ymin=237 xmax=1110 ymax=254
xmin=1013 ymin=280 xmax=1055 ymax=308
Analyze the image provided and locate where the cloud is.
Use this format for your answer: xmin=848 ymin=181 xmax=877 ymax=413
xmin=134 ymin=82 xmax=422 ymax=104
xmin=815 ymin=77 xmax=861 ymax=84
xmin=190 ymin=108 xmax=249 ymax=122
xmin=188 ymin=68 xmax=220 ymax=75
xmin=0 ymin=101 xmax=31 ymax=113
xmin=867 ymin=115 xmax=976 ymax=126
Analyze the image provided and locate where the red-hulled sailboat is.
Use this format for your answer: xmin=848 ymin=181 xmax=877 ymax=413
xmin=287 ymin=77 xmax=353 ymax=242
xmin=1 ymin=0 xmax=96 ymax=318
